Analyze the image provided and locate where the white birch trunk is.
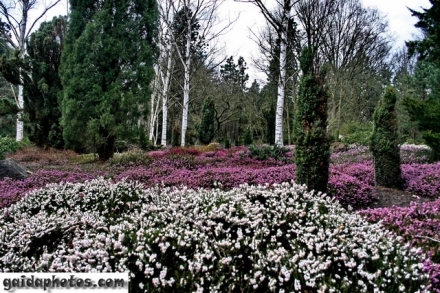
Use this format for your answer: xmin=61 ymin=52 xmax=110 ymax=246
xmin=180 ymin=16 xmax=192 ymax=147
xmin=16 ymin=84 xmax=24 ymax=141
xmin=274 ymin=16 xmax=288 ymax=146
xmin=161 ymin=42 xmax=173 ymax=146
xmin=149 ymin=66 xmax=161 ymax=144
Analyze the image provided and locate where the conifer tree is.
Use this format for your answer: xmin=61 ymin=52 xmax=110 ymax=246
xmin=60 ymin=0 xmax=158 ymax=160
xmin=370 ymin=86 xmax=402 ymax=189
xmin=198 ymin=97 xmax=215 ymax=145
xmin=294 ymin=47 xmax=330 ymax=193
xmin=24 ymin=16 xmax=66 ymax=148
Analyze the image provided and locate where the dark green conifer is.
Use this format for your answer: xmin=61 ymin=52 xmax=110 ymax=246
xmin=370 ymin=86 xmax=402 ymax=188
xmin=198 ymin=97 xmax=215 ymax=145
xmin=60 ymin=0 xmax=158 ymax=160
xmin=294 ymin=47 xmax=330 ymax=193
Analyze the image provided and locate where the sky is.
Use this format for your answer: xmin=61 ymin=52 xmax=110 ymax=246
xmin=28 ymin=0 xmax=432 ymax=83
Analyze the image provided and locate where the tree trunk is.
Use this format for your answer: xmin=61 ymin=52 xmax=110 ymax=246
xmin=149 ymin=66 xmax=161 ymax=144
xmin=16 ymin=84 xmax=24 ymax=141
xmin=274 ymin=16 xmax=288 ymax=146
xmin=181 ymin=16 xmax=192 ymax=147
xmin=97 ymin=134 xmax=115 ymax=161
xmin=161 ymin=42 xmax=173 ymax=146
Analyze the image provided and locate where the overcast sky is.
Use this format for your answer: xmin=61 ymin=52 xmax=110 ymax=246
xmin=33 ymin=0 xmax=432 ymax=83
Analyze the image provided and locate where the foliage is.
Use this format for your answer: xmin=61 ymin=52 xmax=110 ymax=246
xmin=243 ymin=127 xmax=253 ymax=146
xmin=406 ymin=0 xmax=440 ymax=64
xmin=224 ymin=137 xmax=231 ymax=149
xmin=360 ymin=200 xmax=440 ymax=291
xmin=339 ymin=121 xmax=372 ymax=146
xmin=294 ymin=47 xmax=330 ymax=193
xmin=59 ymin=0 xmax=158 ymax=160
xmin=370 ymin=86 xmax=403 ymax=188
xmin=23 ymin=16 xmax=66 ymax=148
xmin=109 ymin=150 xmax=153 ymax=168
xmin=197 ymin=97 xmax=215 ymax=145
xmin=246 ymin=144 xmax=291 ymax=162
xmin=0 ymin=178 xmax=430 ymax=292
xmin=0 ymin=136 xmax=18 ymax=160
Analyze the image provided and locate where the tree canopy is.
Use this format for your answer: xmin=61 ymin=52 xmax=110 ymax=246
xmin=60 ymin=0 xmax=158 ymax=160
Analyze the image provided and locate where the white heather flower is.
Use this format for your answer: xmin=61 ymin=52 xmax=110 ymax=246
xmin=152 ymin=278 xmax=160 ymax=287
xmin=294 ymin=279 xmax=301 ymax=291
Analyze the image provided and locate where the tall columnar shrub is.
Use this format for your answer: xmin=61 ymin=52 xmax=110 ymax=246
xmin=243 ymin=128 xmax=253 ymax=146
xmin=370 ymin=86 xmax=403 ymax=188
xmin=198 ymin=97 xmax=215 ymax=145
xmin=294 ymin=47 xmax=330 ymax=193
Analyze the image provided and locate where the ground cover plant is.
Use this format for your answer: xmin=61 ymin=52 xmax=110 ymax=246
xmin=1 ymin=143 xmax=440 ymax=291
xmin=0 ymin=178 xmax=430 ymax=292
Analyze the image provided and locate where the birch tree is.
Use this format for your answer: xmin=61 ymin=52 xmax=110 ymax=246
xmin=236 ymin=0 xmax=297 ymax=146
xmin=0 ymin=0 xmax=62 ymax=141
xmin=159 ymin=0 xmax=232 ymax=147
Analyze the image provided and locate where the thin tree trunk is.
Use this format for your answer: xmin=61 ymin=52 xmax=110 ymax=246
xmin=16 ymin=84 xmax=24 ymax=141
xmin=161 ymin=41 xmax=173 ymax=147
xmin=181 ymin=16 xmax=192 ymax=147
xmin=274 ymin=17 xmax=288 ymax=146
xmin=149 ymin=66 xmax=161 ymax=143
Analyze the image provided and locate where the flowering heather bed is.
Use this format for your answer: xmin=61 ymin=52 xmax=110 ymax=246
xmin=1 ymin=143 xmax=440 ymax=290
xmin=0 ymin=178 xmax=430 ymax=292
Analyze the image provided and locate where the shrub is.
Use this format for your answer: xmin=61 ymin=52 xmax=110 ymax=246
xmin=294 ymin=46 xmax=330 ymax=193
xmin=247 ymin=144 xmax=292 ymax=162
xmin=339 ymin=121 xmax=372 ymax=146
xmin=109 ymin=150 xmax=153 ymax=167
xmin=0 ymin=136 xmax=20 ymax=160
xmin=370 ymin=86 xmax=402 ymax=189
xmin=224 ymin=137 xmax=231 ymax=149
xmin=198 ymin=97 xmax=215 ymax=145
xmin=243 ymin=128 xmax=253 ymax=145
xmin=0 ymin=178 xmax=429 ymax=292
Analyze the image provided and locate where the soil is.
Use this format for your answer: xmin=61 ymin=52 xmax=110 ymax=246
xmin=367 ymin=186 xmax=436 ymax=209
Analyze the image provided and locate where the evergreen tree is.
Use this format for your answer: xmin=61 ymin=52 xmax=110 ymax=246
xmin=294 ymin=47 xmax=330 ymax=193
xmin=24 ymin=16 xmax=66 ymax=148
xmin=60 ymin=0 xmax=158 ymax=160
xmin=198 ymin=97 xmax=215 ymax=145
xmin=243 ymin=127 xmax=253 ymax=146
xmin=404 ymin=0 xmax=440 ymax=160
xmin=370 ymin=86 xmax=402 ymax=188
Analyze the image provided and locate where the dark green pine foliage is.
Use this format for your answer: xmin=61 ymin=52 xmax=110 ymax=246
xmin=294 ymin=47 xmax=330 ymax=194
xmin=24 ymin=16 xmax=66 ymax=148
xmin=60 ymin=0 xmax=157 ymax=160
xmin=243 ymin=128 xmax=253 ymax=146
xmin=370 ymin=86 xmax=403 ymax=189
xmin=198 ymin=97 xmax=215 ymax=145
xmin=404 ymin=0 xmax=440 ymax=160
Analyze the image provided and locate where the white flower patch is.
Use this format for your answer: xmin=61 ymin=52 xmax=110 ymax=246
xmin=0 ymin=178 xmax=430 ymax=292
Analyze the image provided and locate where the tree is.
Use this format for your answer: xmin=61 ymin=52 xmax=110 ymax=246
xmin=158 ymin=0 xmax=232 ymax=147
xmin=370 ymin=86 xmax=402 ymax=189
xmin=294 ymin=47 xmax=330 ymax=193
xmin=60 ymin=0 xmax=158 ymax=160
xmin=236 ymin=0 xmax=297 ymax=146
xmin=404 ymin=0 xmax=440 ymax=160
xmin=23 ymin=16 xmax=66 ymax=148
xmin=198 ymin=96 xmax=215 ymax=144
xmin=0 ymin=0 xmax=62 ymax=141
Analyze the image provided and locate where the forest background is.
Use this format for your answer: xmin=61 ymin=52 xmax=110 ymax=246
xmin=0 ymin=0 xmax=439 ymax=162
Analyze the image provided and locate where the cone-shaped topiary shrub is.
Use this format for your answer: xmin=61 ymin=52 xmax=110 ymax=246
xmin=370 ymin=86 xmax=403 ymax=189
xmin=294 ymin=47 xmax=330 ymax=193
xmin=198 ymin=97 xmax=215 ymax=145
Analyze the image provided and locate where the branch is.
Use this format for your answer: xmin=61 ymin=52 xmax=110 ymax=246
xmin=25 ymin=0 xmax=63 ymax=40
xmin=415 ymin=235 xmax=440 ymax=243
